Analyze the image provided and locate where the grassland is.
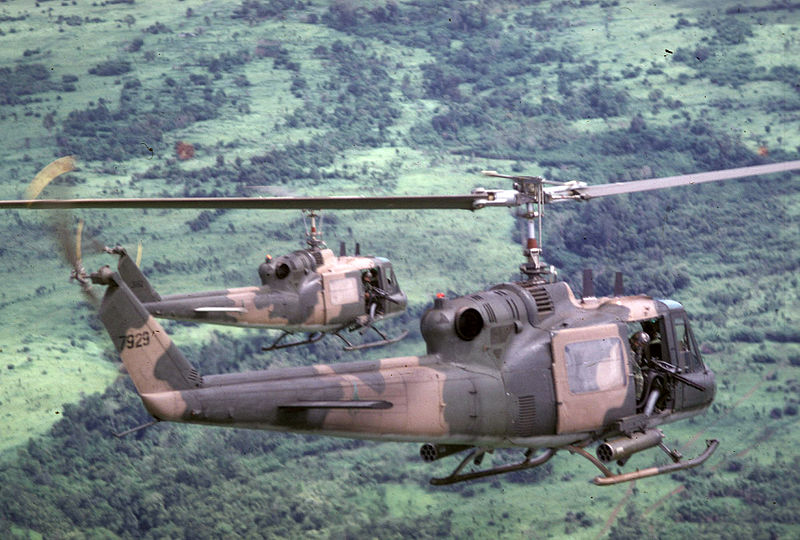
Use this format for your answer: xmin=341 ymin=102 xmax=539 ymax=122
xmin=0 ymin=0 xmax=798 ymax=537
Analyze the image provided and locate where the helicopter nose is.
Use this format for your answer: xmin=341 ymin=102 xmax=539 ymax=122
xmin=392 ymin=290 xmax=408 ymax=313
xmin=707 ymin=369 xmax=717 ymax=403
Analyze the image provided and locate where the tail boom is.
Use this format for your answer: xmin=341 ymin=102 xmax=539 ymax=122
xmin=96 ymin=266 xmax=201 ymax=398
xmin=94 ymin=266 xmax=511 ymax=445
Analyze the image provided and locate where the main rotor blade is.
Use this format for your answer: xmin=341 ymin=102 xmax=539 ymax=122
xmin=0 ymin=194 xmax=483 ymax=211
xmin=25 ymin=156 xmax=77 ymax=200
xmin=4 ymin=160 xmax=798 ymax=210
xmin=568 ymin=160 xmax=800 ymax=200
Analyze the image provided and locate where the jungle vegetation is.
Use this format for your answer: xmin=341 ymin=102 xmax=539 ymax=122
xmin=0 ymin=0 xmax=798 ymax=538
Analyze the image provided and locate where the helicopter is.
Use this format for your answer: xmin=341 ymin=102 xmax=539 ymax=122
xmin=20 ymin=158 xmax=409 ymax=351
xmin=2 ymin=159 xmax=799 ymax=485
xmin=104 ymin=210 xmax=408 ymax=352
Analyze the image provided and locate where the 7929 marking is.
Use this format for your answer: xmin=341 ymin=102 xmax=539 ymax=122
xmin=118 ymin=331 xmax=156 ymax=351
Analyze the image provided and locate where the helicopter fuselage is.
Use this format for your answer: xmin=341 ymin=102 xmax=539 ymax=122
xmin=121 ymin=247 xmax=407 ymax=333
xmin=11 ymin=159 xmax=798 ymax=484
xmin=102 ymin=268 xmax=714 ymax=450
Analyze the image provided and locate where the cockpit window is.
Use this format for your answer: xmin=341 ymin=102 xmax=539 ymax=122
xmin=564 ymin=338 xmax=626 ymax=394
xmin=386 ymin=268 xmax=398 ymax=293
xmin=674 ymin=317 xmax=703 ymax=371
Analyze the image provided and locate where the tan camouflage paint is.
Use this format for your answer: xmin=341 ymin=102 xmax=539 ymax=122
xmin=139 ymin=358 xmax=451 ymax=438
xmin=604 ymin=296 xmax=661 ymax=322
xmin=111 ymin=283 xmax=450 ymax=438
xmin=103 ymin=267 xmax=710 ymax=459
xmin=140 ymin=390 xmax=192 ymax=422
xmin=118 ymin=319 xmax=174 ymax=394
xmin=564 ymin=286 xmax=661 ymax=322
xmin=149 ymin=249 xmax=391 ymax=331
xmin=314 ymin=357 xmax=448 ymax=437
xmin=102 ymin=273 xmax=199 ymax=420
xmin=551 ymin=324 xmax=630 ymax=433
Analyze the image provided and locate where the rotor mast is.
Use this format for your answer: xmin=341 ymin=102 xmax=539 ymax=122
xmin=518 ymin=177 xmax=550 ymax=282
xmin=479 ymin=171 xmax=558 ymax=283
xmin=302 ymin=209 xmax=326 ymax=250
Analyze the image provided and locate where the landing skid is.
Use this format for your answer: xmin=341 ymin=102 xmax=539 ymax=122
xmin=112 ymin=420 xmax=159 ymax=438
xmin=567 ymin=439 xmax=719 ymax=486
xmin=336 ymin=327 xmax=409 ymax=351
xmin=430 ymin=447 xmax=557 ymax=485
xmin=427 ymin=438 xmax=718 ymax=486
xmin=262 ymin=331 xmax=325 ymax=351
xmin=262 ymin=326 xmax=408 ymax=352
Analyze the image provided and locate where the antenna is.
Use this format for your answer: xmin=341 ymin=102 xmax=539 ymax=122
xmin=582 ymin=269 xmax=595 ymax=299
xmin=614 ymin=272 xmax=625 ymax=296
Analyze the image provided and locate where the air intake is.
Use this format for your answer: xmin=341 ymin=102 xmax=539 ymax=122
xmin=527 ymin=286 xmax=554 ymax=315
xmin=513 ymin=395 xmax=537 ymax=437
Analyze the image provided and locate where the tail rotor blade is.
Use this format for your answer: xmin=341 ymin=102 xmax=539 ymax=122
xmin=135 ymin=241 xmax=143 ymax=267
xmin=51 ymin=214 xmax=102 ymax=308
xmin=52 ymin=212 xmax=80 ymax=270
xmin=75 ymin=219 xmax=83 ymax=267
xmin=23 ymin=156 xmax=102 ymax=308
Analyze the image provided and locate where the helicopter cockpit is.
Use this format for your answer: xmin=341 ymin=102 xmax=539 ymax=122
xmin=361 ymin=259 xmax=405 ymax=319
xmin=626 ymin=304 xmax=713 ymax=417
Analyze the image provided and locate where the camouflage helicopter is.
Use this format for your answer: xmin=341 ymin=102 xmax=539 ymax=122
xmin=3 ymin=159 xmax=799 ymax=485
xmin=105 ymin=209 xmax=408 ymax=352
xmin=18 ymin=158 xmax=409 ymax=351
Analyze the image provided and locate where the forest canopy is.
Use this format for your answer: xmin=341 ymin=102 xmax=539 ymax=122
xmin=0 ymin=0 xmax=798 ymax=538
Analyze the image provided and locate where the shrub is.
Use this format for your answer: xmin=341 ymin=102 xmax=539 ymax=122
xmin=88 ymin=60 xmax=131 ymax=76
xmin=730 ymin=328 xmax=765 ymax=343
xmin=751 ymin=352 xmax=776 ymax=363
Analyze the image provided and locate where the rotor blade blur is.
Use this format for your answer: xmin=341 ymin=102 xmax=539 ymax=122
xmin=75 ymin=219 xmax=83 ymax=264
xmin=80 ymin=284 xmax=101 ymax=309
xmin=0 ymin=194 xmax=483 ymax=210
xmin=25 ymin=156 xmax=77 ymax=200
xmin=52 ymin=212 xmax=79 ymax=268
xmin=571 ymin=160 xmax=800 ymax=200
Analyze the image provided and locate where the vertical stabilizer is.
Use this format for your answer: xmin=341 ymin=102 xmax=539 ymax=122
xmin=117 ymin=251 xmax=161 ymax=303
xmin=97 ymin=268 xmax=200 ymax=395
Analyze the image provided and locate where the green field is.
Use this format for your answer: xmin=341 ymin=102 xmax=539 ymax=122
xmin=1 ymin=0 xmax=798 ymax=537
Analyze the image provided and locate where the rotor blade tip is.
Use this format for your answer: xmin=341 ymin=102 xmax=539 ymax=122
xmin=25 ymin=155 xmax=79 ymax=200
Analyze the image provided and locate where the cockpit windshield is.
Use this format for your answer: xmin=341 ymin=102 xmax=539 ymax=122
xmin=673 ymin=316 xmax=703 ymax=372
xmin=385 ymin=267 xmax=399 ymax=293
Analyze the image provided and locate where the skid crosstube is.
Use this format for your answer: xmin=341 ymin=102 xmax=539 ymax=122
xmin=567 ymin=439 xmax=720 ymax=486
xmin=430 ymin=447 xmax=557 ymax=486
xmin=427 ymin=438 xmax=719 ymax=486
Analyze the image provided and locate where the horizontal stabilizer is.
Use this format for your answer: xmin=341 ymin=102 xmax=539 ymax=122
xmin=279 ymin=400 xmax=392 ymax=410
xmin=194 ymin=306 xmax=248 ymax=313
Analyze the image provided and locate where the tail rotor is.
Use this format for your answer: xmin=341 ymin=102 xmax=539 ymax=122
xmin=54 ymin=214 xmax=102 ymax=307
xmin=27 ymin=156 xmax=104 ymax=306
